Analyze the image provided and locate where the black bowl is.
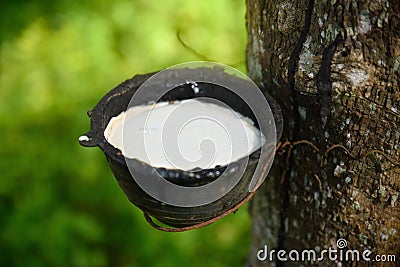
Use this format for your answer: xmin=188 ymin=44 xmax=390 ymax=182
xmin=79 ymin=68 xmax=282 ymax=228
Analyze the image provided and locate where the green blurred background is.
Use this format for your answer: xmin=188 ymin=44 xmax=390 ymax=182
xmin=0 ymin=0 xmax=250 ymax=266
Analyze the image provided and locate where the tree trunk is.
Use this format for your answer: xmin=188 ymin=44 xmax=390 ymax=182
xmin=246 ymin=0 xmax=400 ymax=266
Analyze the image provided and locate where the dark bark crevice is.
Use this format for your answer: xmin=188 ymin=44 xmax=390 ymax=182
xmin=316 ymin=33 xmax=343 ymax=128
xmin=278 ymin=0 xmax=315 ymax=260
xmin=287 ymin=0 xmax=315 ymax=93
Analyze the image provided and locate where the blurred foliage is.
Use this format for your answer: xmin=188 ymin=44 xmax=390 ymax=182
xmin=0 ymin=0 xmax=250 ymax=266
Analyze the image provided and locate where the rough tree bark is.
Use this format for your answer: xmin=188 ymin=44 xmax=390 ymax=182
xmin=245 ymin=0 xmax=400 ymax=266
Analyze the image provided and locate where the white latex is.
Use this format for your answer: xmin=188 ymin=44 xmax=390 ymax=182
xmin=104 ymin=99 xmax=265 ymax=171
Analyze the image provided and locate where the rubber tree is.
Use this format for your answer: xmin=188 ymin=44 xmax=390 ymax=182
xmin=245 ymin=0 xmax=400 ymax=266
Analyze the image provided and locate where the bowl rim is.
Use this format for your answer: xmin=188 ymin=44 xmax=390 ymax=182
xmin=79 ymin=68 xmax=282 ymax=185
